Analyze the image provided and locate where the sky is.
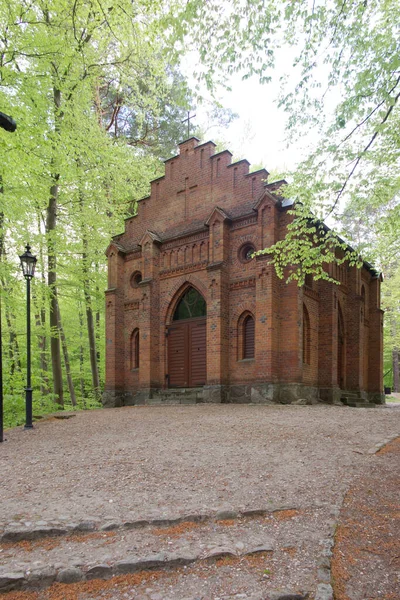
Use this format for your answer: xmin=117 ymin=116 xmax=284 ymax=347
xmin=200 ymin=75 xmax=310 ymax=173
xmin=184 ymin=47 xmax=322 ymax=178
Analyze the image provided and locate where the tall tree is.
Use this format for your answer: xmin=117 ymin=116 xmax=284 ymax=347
xmin=180 ymin=0 xmax=399 ymax=279
xmin=0 ymin=0 xmax=197 ymax=407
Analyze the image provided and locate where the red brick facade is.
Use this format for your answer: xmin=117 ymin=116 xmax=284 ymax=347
xmin=104 ymin=137 xmax=384 ymax=406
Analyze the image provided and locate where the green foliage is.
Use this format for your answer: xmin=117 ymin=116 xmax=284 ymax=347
xmin=180 ymin=0 xmax=399 ymax=275
xmin=0 ymin=0 xmax=238 ymax=427
xmin=0 ymin=0 xmax=193 ymax=424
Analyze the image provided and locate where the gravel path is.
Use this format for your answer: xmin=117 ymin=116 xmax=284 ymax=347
xmin=0 ymin=404 xmax=399 ymax=599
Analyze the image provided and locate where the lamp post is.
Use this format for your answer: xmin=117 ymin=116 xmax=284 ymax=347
xmin=19 ymin=245 xmax=37 ymax=429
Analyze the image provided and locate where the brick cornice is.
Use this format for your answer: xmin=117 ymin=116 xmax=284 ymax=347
xmin=206 ymin=261 xmax=225 ymax=272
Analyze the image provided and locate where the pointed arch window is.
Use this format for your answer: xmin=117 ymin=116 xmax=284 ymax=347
xmin=238 ymin=312 xmax=255 ymax=360
xmin=173 ymin=286 xmax=206 ymax=321
xmin=243 ymin=315 xmax=255 ymax=359
xmin=303 ymin=304 xmax=311 ymax=365
xmin=131 ymin=329 xmax=139 ymax=369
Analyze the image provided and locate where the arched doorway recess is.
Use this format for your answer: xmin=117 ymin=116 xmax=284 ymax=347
xmin=167 ymin=287 xmax=207 ymax=387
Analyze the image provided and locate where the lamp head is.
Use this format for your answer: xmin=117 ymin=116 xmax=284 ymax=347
xmin=19 ymin=244 xmax=37 ymax=279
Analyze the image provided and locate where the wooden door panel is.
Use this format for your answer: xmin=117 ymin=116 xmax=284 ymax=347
xmin=189 ymin=321 xmax=206 ymax=386
xmin=168 ymin=325 xmax=187 ymax=387
xmin=168 ymin=319 xmax=206 ymax=388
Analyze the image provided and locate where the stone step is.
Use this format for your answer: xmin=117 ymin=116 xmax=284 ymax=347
xmin=0 ymin=506 xmax=306 ymax=595
xmin=341 ymin=394 xmax=364 ymax=405
xmin=346 ymin=402 xmax=376 ymax=409
xmin=149 ymin=387 xmax=204 ymax=405
xmin=147 ymin=396 xmax=197 ymax=405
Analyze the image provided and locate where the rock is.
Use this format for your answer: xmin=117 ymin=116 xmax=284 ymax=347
xmin=317 ymin=567 xmax=331 ymax=583
xmin=100 ymin=522 xmax=121 ymax=531
xmin=1 ymin=530 xmax=28 ymax=542
xmin=318 ymin=556 xmax=331 ymax=569
xmin=56 ymin=567 xmax=83 ymax=584
xmin=183 ymin=513 xmax=209 ymax=523
xmin=27 ymin=566 xmax=57 ymax=589
xmin=251 ymin=386 xmax=274 ymax=404
xmin=123 ymin=520 xmax=149 ymax=529
xmin=74 ymin=520 xmax=98 ymax=532
xmin=240 ymin=508 xmax=267 ymax=518
xmin=293 ymin=398 xmax=312 ymax=405
xmin=114 ymin=553 xmax=167 ymax=574
xmin=244 ymin=542 xmax=274 ymax=555
xmin=30 ymin=527 xmax=67 ymax=540
xmin=315 ymin=584 xmax=333 ymax=600
xmin=2 ymin=526 xmax=67 ymax=542
xmin=204 ymin=547 xmax=236 ymax=560
xmin=0 ymin=572 xmax=25 ymax=592
xmin=235 ymin=542 xmax=245 ymax=551
xmin=86 ymin=564 xmax=112 ymax=580
xmin=268 ymin=593 xmax=309 ymax=600
xmin=150 ymin=517 xmax=181 ymax=526
xmin=166 ymin=551 xmax=199 ymax=566
xmin=215 ymin=510 xmax=238 ymax=520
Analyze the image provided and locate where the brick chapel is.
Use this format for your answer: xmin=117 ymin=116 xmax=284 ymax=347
xmin=103 ymin=137 xmax=384 ymax=407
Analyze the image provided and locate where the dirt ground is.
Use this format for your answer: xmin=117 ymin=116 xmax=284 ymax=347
xmin=332 ymin=437 xmax=400 ymax=600
xmin=0 ymin=403 xmax=399 ymax=599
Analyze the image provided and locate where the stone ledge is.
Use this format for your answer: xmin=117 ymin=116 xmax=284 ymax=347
xmin=0 ymin=505 xmax=297 ymax=544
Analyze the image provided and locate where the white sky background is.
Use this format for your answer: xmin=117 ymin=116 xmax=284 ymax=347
xmin=199 ymin=74 xmax=309 ymax=173
xmin=182 ymin=32 xmax=338 ymax=180
xmin=180 ymin=44 xmax=312 ymax=175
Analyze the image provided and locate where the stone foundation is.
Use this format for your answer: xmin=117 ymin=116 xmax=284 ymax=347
xmin=103 ymin=384 xmax=384 ymax=408
xmin=102 ymin=390 xmax=130 ymax=408
xmin=227 ymin=383 xmax=319 ymax=404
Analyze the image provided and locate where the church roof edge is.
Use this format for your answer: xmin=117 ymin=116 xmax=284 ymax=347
xmin=210 ymin=149 xmax=233 ymax=159
xmin=246 ymin=168 xmax=269 ymax=178
xmin=164 ymin=153 xmax=179 ymax=164
xmin=178 ymin=136 xmax=200 ymax=145
xmin=194 ymin=140 xmax=217 ymax=150
xmin=265 ymin=179 xmax=287 ymax=188
xmin=227 ymin=159 xmax=250 ymax=168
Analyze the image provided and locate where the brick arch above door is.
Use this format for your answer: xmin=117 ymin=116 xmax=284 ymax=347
xmin=162 ymin=274 xmax=209 ymax=326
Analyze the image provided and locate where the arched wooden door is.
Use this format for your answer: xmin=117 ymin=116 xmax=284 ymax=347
xmin=167 ymin=287 xmax=207 ymax=388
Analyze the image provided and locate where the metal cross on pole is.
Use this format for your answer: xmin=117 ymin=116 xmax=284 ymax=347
xmin=182 ymin=111 xmax=196 ymax=139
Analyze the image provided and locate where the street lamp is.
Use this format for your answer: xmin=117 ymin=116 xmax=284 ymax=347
xmin=19 ymin=244 xmax=37 ymax=429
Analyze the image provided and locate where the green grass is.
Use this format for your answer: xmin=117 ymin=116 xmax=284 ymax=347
xmin=2 ymin=392 xmax=102 ymax=430
xmin=385 ymin=395 xmax=400 ymax=403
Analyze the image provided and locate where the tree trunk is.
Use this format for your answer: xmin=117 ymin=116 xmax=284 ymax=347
xmin=57 ymin=306 xmax=76 ymax=406
xmin=46 ymin=179 xmax=64 ymax=406
xmin=79 ymin=306 xmax=86 ymax=405
xmin=393 ymin=348 xmax=399 ymax=393
xmin=35 ymin=217 xmax=51 ymax=396
xmin=33 ymin=291 xmax=50 ymax=396
xmin=80 ymin=204 xmax=101 ymax=402
xmin=0 ymin=223 xmax=22 ymax=378
xmin=82 ymin=247 xmax=101 ymax=401
xmin=3 ymin=302 xmax=21 ymax=376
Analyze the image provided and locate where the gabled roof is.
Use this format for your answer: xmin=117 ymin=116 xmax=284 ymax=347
xmin=139 ymin=230 xmax=162 ymax=245
xmin=105 ymin=240 xmax=126 ymax=256
xmin=204 ymin=206 xmax=232 ymax=226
